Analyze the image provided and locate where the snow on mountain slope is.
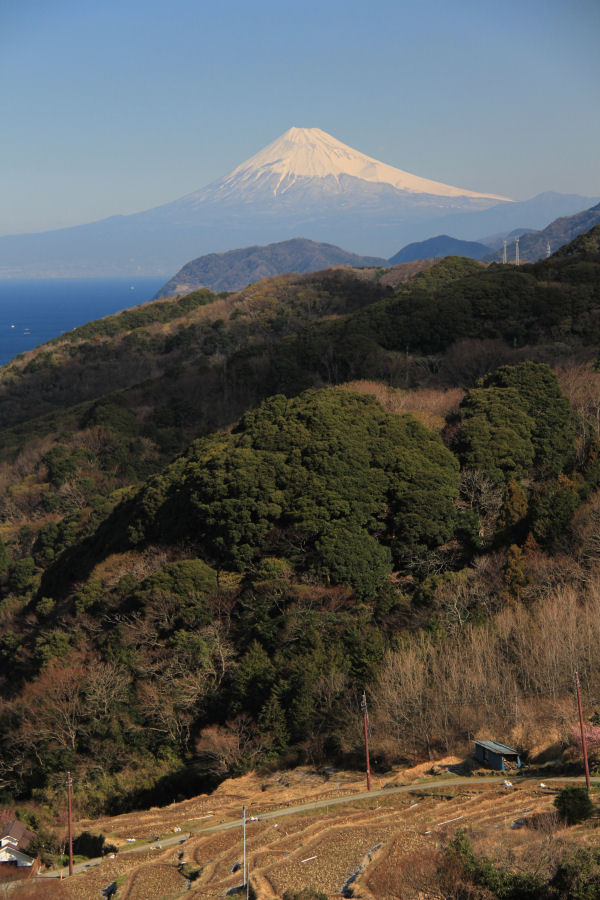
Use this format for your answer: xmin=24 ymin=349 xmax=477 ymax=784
xmin=181 ymin=127 xmax=511 ymax=205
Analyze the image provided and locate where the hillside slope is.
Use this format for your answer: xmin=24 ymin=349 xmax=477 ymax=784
xmin=154 ymin=238 xmax=386 ymax=297
xmin=1 ymin=231 xmax=600 ymax=822
xmin=485 ymin=201 xmax=600 ymax=262
xmin=0 ymin=259 xmax=439 ymax=442
xmin=51 ymin=771 xmax=600 ymax=900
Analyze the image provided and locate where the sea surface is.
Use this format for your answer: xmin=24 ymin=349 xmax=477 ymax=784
xmin=0 ymin=276 xmax=166 ymax=367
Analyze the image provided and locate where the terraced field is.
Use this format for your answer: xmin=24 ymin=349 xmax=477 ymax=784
xmin=46 ymin=765 xmax=600 ymax=900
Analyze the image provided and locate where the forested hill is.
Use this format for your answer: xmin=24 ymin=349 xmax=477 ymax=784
xmin=388 ymin=234 xmax=492 ymax=263
xmin=154 ymin=237 xmax=387 ymax=296
xmin=1 ymin=227 xmax=600 ymax=821
xmin=0 ymin=260 xmax=436 ymax=442
xmin=2 ymin=234 xmax=600 ymax=453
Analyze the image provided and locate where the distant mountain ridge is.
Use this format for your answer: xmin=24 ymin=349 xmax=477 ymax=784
xmin=155 ymin=238 xmax=386 ymax=297
xmin=389 ymin=234 xmax=492 ymax=264
xmin=1 ymin=127 xmax=597 ymax=277
xmin=553 ymin=222 xmax=600 ymax=259
xmin=0 ymin=127 xmax=514 ymax=277
xmin=484 ymin=202 xmax=600 ymax=262
xmin=156 ymin=204 xmax=600 ymax=297
xmin=430 ymin=192 xmax=600 ymax=245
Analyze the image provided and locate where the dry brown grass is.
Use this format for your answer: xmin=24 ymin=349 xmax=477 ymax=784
xmin=339 ymin=380 xmax=464 ymax=432
xmin=120 ymin=863 xmax=187 ymax=900
xmin=51 ymin=765 xmax=600 ymax=900
xmin=59 ymin=850 xmax=157 ymax=900
xmin=362 ymin=843 xmax=439 ymax=900
xmin=4 ymin=883 xmax=67 ymax=900
xmin=330 ymin=260 xmax=437 ymax=287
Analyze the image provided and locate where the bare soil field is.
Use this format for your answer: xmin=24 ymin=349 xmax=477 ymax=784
xmin=30 ymin=761 xmax=600 ymax=900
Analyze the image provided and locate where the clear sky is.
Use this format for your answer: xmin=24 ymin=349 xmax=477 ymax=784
xmin=2 ymin=0 xmax=599 ymax=235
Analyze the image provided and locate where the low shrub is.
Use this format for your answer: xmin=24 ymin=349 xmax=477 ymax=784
xmin=554 ymin=785 xmax=595 ymax=825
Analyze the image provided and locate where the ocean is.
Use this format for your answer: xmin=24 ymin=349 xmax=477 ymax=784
xmin=0 ymin=276 xmax=166 ymax=368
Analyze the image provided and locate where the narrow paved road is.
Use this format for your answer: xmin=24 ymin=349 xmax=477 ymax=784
xmin=40 ymin=773 xmax=598 ymax=878
xmin=189 ymin=774 xmax=600 ymax=835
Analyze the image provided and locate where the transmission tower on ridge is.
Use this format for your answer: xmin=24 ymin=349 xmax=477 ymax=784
xmin=503 ymin=239 xmax=507 ymax=264
xmin=546 ymin=241 xmax=551 ymax=258
xmin=515 ymin=236 xmax=520 ymax=266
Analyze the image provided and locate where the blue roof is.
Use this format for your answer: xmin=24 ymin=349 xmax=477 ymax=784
xmin=474 ymin=739 xmax=519 ymax=756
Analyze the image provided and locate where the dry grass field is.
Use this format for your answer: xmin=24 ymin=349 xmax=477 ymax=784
xmin=29 ymin=760 xmax=600 ymax=900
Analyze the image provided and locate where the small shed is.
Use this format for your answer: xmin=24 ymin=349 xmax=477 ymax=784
xmin=474 ymin=740 xmax=521 ymax=772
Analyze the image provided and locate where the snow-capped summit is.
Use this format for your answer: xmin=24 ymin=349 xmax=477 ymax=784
xmin=182 ymin=126 xmax=510 ymax=205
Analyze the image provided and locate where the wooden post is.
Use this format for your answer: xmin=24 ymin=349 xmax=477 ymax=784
xmin=575 ymin=672 xmax=591 ymax=791
xmin=242 ymin=806 xmax=246 ymax=888
xmin=361 ymin=691 xmax=372 ymax=792
xmin=67 ymin=771 xmax=73 ymax=876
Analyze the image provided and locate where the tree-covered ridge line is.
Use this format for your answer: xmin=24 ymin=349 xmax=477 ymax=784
xmin=15 ymin=246 xmax=595 ymax=463
xmin=1 ymin=238 xmax=598 ymax=461
xmin=48 ymin=287 xmax=221 ymax=341
xmin=552 ymin=222 xmax=600 ymax=259
xmin=47 ymin=362 xmax=575 ymax=599
xmin=264 ymin=256 xmax=600 ymax=395
xmin=0 ymin=266 xmax=398 ymax=437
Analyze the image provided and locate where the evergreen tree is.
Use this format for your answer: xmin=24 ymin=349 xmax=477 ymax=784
xmin=457 ymin=387 xmax=535 ymax=483
xmin=554 ymin=786 xmax=595 ymax=825
xmin=496 ymin=478 xmax=528 ymax=542
xmin=0 ymin=540 xmax=10 ymax=575
xmin=481 ymin=362 xmax=575 ymax=476
xmin=531 ymin=475 xmax=580 ymax=546
xmin=257 ymin=694 xmax=289 ymax=757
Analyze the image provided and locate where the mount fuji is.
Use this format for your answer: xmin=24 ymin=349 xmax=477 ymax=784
xmin=0 ymin=127 xmax=596 ymax=277
xmin=175 ymin=126 xmax=508 ymax=207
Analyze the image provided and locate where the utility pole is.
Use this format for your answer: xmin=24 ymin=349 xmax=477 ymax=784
xmin=66 ymin=771 xmax=73 ymax=876
xmin=242 ymin=806 xmax=246 ymax=890
xmin=361 ymin=691 xmax=372 ymax=792
xmin=575 ymin=672 xmax=591 ymax=791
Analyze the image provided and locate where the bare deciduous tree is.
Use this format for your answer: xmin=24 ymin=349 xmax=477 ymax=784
xmin=373 ymin=581 xmax=600 ymax=762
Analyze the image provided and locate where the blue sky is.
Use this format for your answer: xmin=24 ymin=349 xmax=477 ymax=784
xmin=2 ymin=0 xmax=599 ymax=235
